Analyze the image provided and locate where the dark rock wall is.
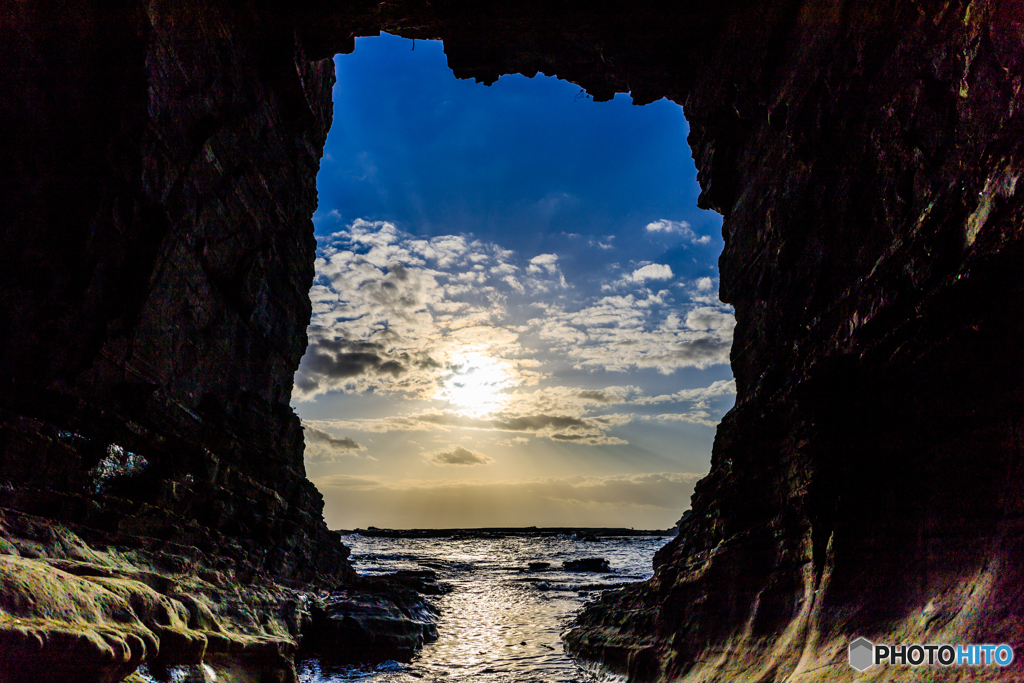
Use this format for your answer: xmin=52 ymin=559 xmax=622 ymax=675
xmin=563 ymin=1 xmax=1024 ymax=680
xmin=0 ymin=0 xmax=350 ymax=583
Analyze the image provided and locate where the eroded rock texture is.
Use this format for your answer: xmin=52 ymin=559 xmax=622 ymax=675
xmin=2 ymin=0 xmax=1022 ymax=680
xmin=0 ymin=0 xmax=348 ymax=584
xmin=1 ymin=1 xmax=354 ymax=677
xmin=562 ymin=2 xmax=1024 ymax=681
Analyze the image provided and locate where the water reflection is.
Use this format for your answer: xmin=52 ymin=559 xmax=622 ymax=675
xmin=298 ymin=535 xmax=667 ymax=682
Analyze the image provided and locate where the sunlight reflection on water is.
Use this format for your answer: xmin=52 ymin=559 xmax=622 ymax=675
xmin=297 ymin=534 xmax=669 ymax=683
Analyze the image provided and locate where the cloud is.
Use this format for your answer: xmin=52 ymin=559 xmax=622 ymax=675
xmin=532 ymin=293 xmax=735 ymax=374
xmin=305 ymin=426 xmax=363 ymax=451
xmin=646 ymin=219 xmax=691 ymax=234
xmin=685 ymin=307 xmax=736 ymax=333
xmin=313 ymin=471 xmax=707 ymax=529
xmin=299 ymin=340 xmax=407 ymax=380
xmin=297 ymin=220 xmax=735 ymax=400
xmin=645 ymin=219 xmax=711 ymax=246
xmin=603 ymin=264 xmax=675 ymax=290
xmin=652 ymin=412 xmax=718 ymax=427
xmin=502 ymin=275 xmax=525 ymax=294
xmin=294 ymin=219 xmax=735 ymax=452
xmin=527 ymin=253 xmax=560 ymax=276
xmin=305 ymin=401 xmax=631 ymax=445
xmin=428 ymin=445 xmax=493 ymax=466
xmin=575 ymin=388 xmax=630 ymax=404
xmin=302 ymin=424 xmax=366 ymax=463
xmin=633 ymin=379 xmax=736 ymax=406
xmin=588 ymin=236 xmax=616 ymax=250
xmin=303 ymin=377 xmax=735 ymax=443
xmin=293 ymin=220 xmax=554 ymax=401
xmin=296 ymin=218 xmax=734 ymax=408
xmin=626 ymin=263 xmax=673 ymax=283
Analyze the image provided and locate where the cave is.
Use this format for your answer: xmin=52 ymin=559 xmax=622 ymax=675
xmin=1 ymin=0 xmax=1022 ymax=681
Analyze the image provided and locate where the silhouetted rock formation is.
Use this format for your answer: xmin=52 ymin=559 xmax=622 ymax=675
xmin=564 ymin=558 xmax=612 ymax=573
xmin=1 ymin=1 xmax=361 ymax=678
xmin=0 ymin=0 xmax=348 ymax=585
xmin=2 ymin=0 xmax=1022 ymax=680
xmin=300 ymin=576 xmax=440 ymax=664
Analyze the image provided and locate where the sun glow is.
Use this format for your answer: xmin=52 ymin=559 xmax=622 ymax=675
xmin=437 ymin=351 xmax=516 ymax=416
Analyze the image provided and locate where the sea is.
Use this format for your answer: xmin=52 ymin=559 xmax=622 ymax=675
xmin=297 ymin=532 xmax=672 ymax=683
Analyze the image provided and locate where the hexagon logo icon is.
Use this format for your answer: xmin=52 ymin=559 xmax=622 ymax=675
xmin=849 ymin=637 xmax=875 ymax=671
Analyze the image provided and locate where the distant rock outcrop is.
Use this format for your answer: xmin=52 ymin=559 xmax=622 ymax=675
xmin=564 ymin=558 xmax=612 ymax=573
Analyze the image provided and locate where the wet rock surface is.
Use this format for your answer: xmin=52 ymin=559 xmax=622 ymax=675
xmin=2 ymin=0 xmax=1024 ymax=681
xmin=0 ymin=509 xmax=303 ymax=683
xmin=300 ymin=577 xmax=440 ymax=665
xmin=563 ymin=558 xmax=611 ymax=573
xmin=0 ymin=509 xmax=438 ymax=683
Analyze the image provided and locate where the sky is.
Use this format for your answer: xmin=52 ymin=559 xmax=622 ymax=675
xmin=292 ymin=33 xmax=735 ymax=530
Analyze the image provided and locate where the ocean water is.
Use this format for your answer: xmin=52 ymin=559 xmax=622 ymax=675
xmin=297 ymin=533 xmax=671 ymax=683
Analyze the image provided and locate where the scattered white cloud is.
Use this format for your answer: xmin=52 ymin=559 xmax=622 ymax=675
xmin=294 ymin=219 xmax=736 ymax=455
xmin=686 ymin=307 xmax=736 ymax=333
xmin=531 ymin=292 xmax=734 ymax=374
xmin=527 ymin=253 xmax=559 ymax=274
xmin=503 ymin=275 xmax=525 ymax=294
xmin=645 ymin=219 xmax=712 ymax=246
xmin=297 ymin=220 xmax=732 ymax=401
xmin=652 ymin=412 xmax=718 ymax=427
xmin=293 ymin=220 xmax=551 ymax=402
xmin=633 ymin=379 xmax=736 ymax=405
xmin=588 ymin=236 xmax=616 ymax=250
xmin=627 ymin=263 xmax=673 ymax=283
xmin=646 ymin=219 xmax=691 ymax=234
xmin=305 ymin=377 xmax=734 ymax=441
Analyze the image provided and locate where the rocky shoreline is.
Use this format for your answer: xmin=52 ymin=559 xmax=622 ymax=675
xmin=0 ymin=507 xmax=439 ymax=682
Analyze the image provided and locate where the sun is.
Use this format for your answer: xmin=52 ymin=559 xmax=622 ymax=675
xmin=437 ymin=351 xmax=515 ymax=417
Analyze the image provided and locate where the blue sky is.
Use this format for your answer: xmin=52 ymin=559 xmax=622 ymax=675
xmin=292 ymin=34 xmax=734 ymax=529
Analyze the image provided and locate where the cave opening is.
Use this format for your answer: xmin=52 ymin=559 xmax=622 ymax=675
xmin=5 ymin=3 xmax=1023 ymax=680
xmin=290 ymin=33 xmax=737 ymax=531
